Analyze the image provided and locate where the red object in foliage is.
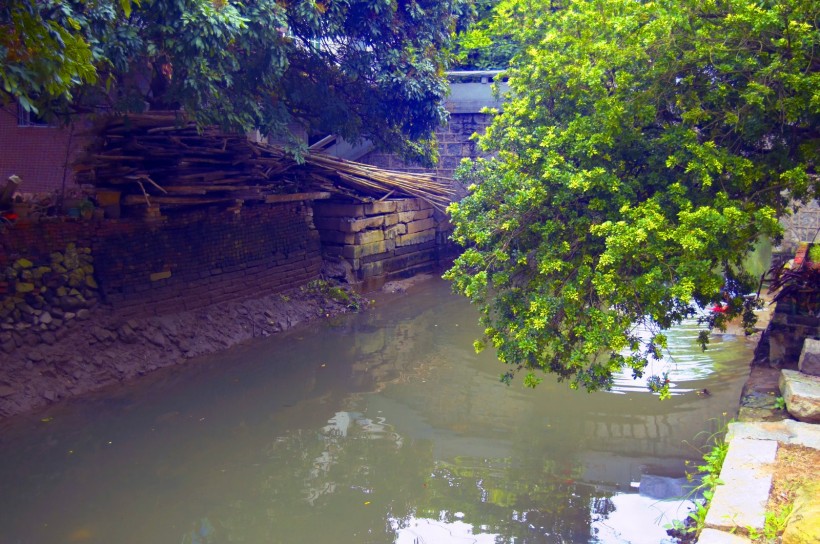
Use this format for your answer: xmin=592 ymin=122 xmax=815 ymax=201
xmin=712 ymin=304 xmax=728 ymax=314
xmin=1 ymin=212 xmax=18 ymax=221
xmin=794 ymin=244 xmax=808 ymax=266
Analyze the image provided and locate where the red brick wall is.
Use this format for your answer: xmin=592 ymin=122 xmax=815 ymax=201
xmin=0 ymin=202 xmax=323 ymax=318
xmin=0 ymin=106 xmax=91 ymax=195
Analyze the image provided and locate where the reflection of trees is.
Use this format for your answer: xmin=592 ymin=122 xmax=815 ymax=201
xmin=180 ymin=408 xmax=615 ymax=543
xmin=331 ymin=305 xmax=446 ymax=392
xmin=193 ymin=411 xmax=432 ymax=543
xmin=174 ymin=281 xmax=746 ymax=542
xmin=417 ymin=456 xmax=612 ymax=542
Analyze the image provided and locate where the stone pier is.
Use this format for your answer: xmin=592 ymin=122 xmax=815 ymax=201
xmin=314 ymin=198 xmax=451 ymax=291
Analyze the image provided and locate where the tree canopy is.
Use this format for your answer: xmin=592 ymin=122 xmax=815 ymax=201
xmin=1 ymin=0 xmax=469 ymax=159
xmin=445 ymin=0 xmax=819 ymax=396
xmin=451 ymin=0 xmax=523 ymax=70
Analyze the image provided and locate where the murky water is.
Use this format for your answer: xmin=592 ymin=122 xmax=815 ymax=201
xmin=0 ymin=277 xmax=756 ymax=544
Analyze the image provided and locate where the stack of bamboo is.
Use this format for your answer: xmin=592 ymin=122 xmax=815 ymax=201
xmin=74 ymin=112 xmax=454 ymax=211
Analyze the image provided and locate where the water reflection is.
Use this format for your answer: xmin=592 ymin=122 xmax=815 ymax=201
xmin=0 ymin=277 xmax=753 ymax=543
xmin=393 ymin=516 xmax=500 ymax=543
xmin=612 ymin=316 xmax=749 ymax=395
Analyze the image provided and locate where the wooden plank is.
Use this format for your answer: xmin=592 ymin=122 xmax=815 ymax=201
xmin=163 ymin=185 xmax=258 ymax=193
xmin=123 ymin=195 xmax=237 ymax=206
xmin=92 ymin=154 xmax=143 ymax=161
xmin=175 ymin=170 xmax=242 ymax=181
xmin=264 ymin=192 xmax=332 ymax=203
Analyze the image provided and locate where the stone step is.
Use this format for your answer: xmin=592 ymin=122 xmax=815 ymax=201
xmin=704 ymin=437 xmax=777 ymax=533
xmin=727 ymin=419 xmax=820 ymax=449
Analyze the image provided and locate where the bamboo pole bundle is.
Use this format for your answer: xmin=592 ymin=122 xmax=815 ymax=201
xmin=74 ymin=112 xmax=456 ymax=211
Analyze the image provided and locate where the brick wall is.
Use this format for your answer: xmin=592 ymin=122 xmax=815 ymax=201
xmin=0 ymin=106 xmax=91 ymax=194
xmin=0 ymin=202 xmax=322 ymax=321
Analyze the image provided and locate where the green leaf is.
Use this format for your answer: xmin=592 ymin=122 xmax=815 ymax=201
xmin=446 ymin=0 xmax=818 ymax=393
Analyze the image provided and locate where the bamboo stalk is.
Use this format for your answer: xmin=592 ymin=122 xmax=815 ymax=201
xmin=77 ymin=112 xmax=456 ymax=210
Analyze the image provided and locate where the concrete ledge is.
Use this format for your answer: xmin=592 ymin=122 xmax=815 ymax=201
xmin=704 ymin=438 xmax=777 ymax=533
xmin=728 ymin=420 xmax=820 ymax=449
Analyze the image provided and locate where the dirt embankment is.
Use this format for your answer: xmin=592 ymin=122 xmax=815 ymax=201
xmin=0 ymin=279 xmax=365 ymax=421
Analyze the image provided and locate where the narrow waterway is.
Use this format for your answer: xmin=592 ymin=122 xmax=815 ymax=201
xmin=0 ymin=277 xmax=755 ymax=544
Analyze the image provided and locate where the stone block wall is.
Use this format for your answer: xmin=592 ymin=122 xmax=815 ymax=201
xmin=358 ymin=113 xmax=491 ymax=199
xmin=0 ymin=202 xmax=322 ymax=351
xmin=768 ymin=304 xmax=820 ymax=368
xmin=314 ymin=198 xmax=447 ymax=291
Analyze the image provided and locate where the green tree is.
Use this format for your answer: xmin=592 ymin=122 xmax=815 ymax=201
xmin=0 ymin=0 xmax=104 ymax=113
xmin=445 ymin=0 xmax=819 ymax=395
xmin=1 ymin=0 xmax=469 ymax=159
xmin=452 ymin=0 xmax=514 ymax=70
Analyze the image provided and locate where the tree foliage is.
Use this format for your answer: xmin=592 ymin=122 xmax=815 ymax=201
xmin=0 ymin=0 xmax=101 ymax=112
xmin=1 ymin=0 xmax=469 ymax=158
xmin=445 ymin=0 xmax=819 ymax=394
xmin=452 ymin=0 xmax=517 ymax=70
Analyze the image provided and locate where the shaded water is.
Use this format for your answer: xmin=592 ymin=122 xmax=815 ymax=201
xmin=0 ymin=278 xmax=756 ymax=544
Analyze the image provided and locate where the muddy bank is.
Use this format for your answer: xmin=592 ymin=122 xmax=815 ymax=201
xmin=0 ymin=279 xmax=366 ymax=421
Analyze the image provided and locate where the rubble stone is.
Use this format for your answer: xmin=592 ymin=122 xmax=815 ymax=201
xmin=779 ymin=369 xmax=820 ymax=423
xmin=798 ymin=338 xmax=820 ymax=377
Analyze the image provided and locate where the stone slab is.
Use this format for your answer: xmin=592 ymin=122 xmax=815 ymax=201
xmin=704 ymin=438 xmax=776 ymax=532
xmin=798 ymin=338 xmax=820 ymax=376
xmin=363 ymin=201 xmax=397 ymax=215
xmin=406 ymin=217 xmax=437 ymax=234
xmin=780 ymin=369 xmax=820 ymax=423
xmin=727 ymin=420 xmax=820 ymax=449
xmin=314 ymin=215 xmax=385 ymax=233
xmin=342 ymin=239 xmax=395 ymax=259
xmin=359 ymin=261 xmax=384 ymax=278
xmin=398 ymin=209 xmax=433 ymax=223
xmin=698 ymin=529 xmax=752 ymax=544
xmin=314 ymin=202 xmax=365 ymax=217
xmin=384 ymin=224 xmax=407 ymax=239
xmin=354 ymin=229 xmax=385 ymax=245
xmin=383 ymin=213 xmax=399 ymax=227
xmin=395 ymin=230 xmax=436 ymax=247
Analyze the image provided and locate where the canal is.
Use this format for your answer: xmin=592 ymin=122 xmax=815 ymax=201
xmin=0 ymin=277 xmax=755 ymax=543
